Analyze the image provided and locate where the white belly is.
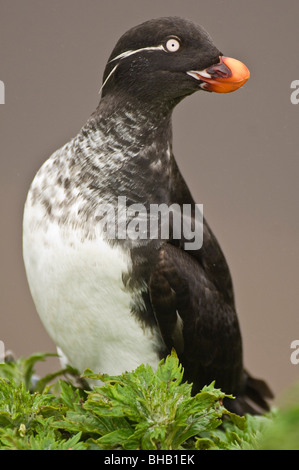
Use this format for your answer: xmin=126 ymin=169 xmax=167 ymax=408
xmin=23 ymin=200 xmax=161 ymax=376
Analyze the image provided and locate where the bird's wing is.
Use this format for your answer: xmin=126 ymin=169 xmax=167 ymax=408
xmin=168 ymin=154 xmax=236 ymax=308
xmin=148 ymin=242 xmax=243 ymax=395
xmin=148 ymin=154 xmax=273 ymax=414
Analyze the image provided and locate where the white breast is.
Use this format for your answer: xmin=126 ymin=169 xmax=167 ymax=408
xmin=23 ymin=197 xmax=161 ymax=376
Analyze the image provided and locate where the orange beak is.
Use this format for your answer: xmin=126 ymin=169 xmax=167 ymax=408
xmin=187 ymin=56 xmax=250 ymax=93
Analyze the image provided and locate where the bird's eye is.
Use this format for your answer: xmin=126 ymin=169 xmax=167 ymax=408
xmin=165 ymin=38 xmax=180 ymax=52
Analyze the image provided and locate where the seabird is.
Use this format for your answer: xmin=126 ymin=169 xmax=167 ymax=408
xmin=23 ymin=16 xmax=272 ymax=414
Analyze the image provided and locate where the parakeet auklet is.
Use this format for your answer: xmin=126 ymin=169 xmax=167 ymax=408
xmin=23 ymin=17 xmax=273 ymax=415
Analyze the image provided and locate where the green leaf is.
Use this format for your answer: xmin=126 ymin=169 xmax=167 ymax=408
xmin=0 ymin=352 xmax=58 ymax=390
xmin=58 ymin=380 xmax=81 ymax=410
xmin=97 ymin=428 xmax=134 ymax=449
xmin=0 ymin=351 xmax=282 ymax=450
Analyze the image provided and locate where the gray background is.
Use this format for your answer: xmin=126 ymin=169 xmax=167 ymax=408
xmin=1 ymin=0 xmax=298 ymax=402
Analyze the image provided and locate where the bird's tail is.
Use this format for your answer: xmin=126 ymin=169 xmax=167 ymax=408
xmin=225 ymin=371 xmax=274 ymax=416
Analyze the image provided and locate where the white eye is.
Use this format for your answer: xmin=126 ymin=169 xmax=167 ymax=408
xmin=165 ymin=38 xmax=180 ymax=52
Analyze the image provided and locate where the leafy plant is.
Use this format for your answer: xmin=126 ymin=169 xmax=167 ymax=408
xmin=0 ymin=350 xmax=293 ymax=450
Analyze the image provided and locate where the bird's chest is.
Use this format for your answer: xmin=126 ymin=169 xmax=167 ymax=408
xmin=23 ymin=195 xmax=162 ymax=375
xmin=22 ymin=128 xmax=171 ymax=374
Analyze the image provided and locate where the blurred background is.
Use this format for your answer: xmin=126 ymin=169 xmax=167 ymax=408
xmin=1 ymin=0 xmax=298 ymax=403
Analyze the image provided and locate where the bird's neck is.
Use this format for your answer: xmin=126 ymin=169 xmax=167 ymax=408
xmin=94 ymin=92 xmax=174 ymax=150
xmin=78 ymin=94 xmax=176 ymax=206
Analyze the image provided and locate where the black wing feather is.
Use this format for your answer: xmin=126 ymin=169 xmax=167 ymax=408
xmin=149 ymin=243 xmax=273 ymax=414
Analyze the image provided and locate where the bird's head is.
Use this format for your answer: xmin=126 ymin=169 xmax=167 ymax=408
xmin=101 ymin=17 xmax=250 ymax=109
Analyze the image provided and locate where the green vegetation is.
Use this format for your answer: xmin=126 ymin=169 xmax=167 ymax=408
xmin=0 ymin=351 xmax=297 ymax=450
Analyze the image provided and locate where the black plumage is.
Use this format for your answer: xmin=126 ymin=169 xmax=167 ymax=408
xmin=102 ymin=17 xmax=272 ymax=414
xmin=23 ymin=16 xmax=273 ymax=415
